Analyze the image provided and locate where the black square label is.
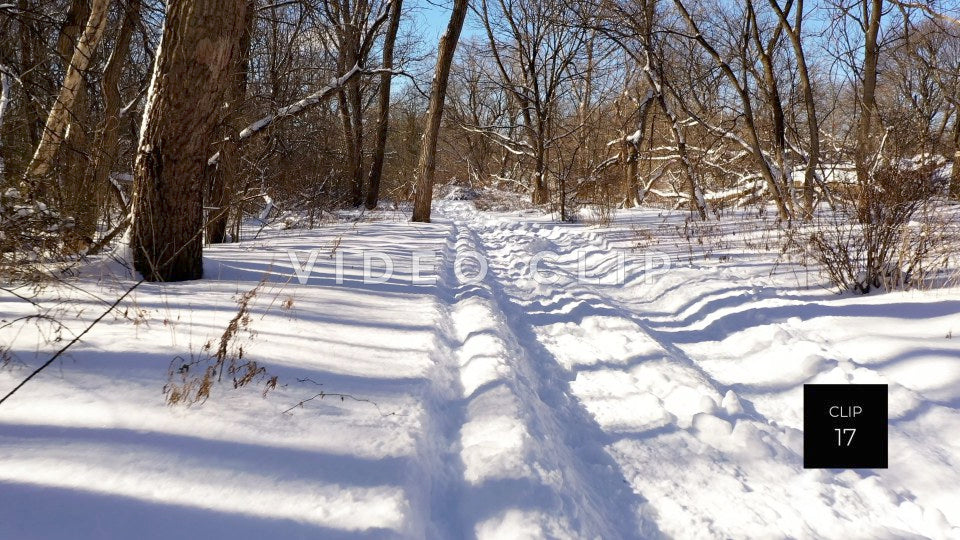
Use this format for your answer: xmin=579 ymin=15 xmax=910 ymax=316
xmin=803 ymin=384 xmax=888 ymax=469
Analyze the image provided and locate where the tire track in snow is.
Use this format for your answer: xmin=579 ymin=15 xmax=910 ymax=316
xmin=434 ymin=204 xmax=661 ymax=539
xmin=465 ymin=215 xmax=751 ymax=429
xmin=456 ymin=210 xmax=943 ymax=539
xmin=410 ymin=218 xmax=468 ymax=539
xmin=452 ymin=209 xmax=851 ymax=538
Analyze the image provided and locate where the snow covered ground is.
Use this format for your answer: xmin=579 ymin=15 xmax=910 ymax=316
xmin=2 ymin=200 xmax=959 ymax=539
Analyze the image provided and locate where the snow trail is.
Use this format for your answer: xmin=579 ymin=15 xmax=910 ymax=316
xmin=423 ymin=211 xmax=655 ymax=538
xmin=2 ymin=202 xmax=959 ymax=539
xmin=437 ymin=201 xmax=960 ymax=539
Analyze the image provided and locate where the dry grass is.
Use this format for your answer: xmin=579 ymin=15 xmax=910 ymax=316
xmin=164 ymin=278 xmax=278 ymax=405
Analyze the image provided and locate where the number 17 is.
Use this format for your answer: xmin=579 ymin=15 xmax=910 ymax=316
xmin=835 ymin=428 xmax=855 ymax=446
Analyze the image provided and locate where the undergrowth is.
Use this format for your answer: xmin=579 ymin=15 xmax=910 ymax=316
xmin=164 ymin=278 xmax=278 ymax=405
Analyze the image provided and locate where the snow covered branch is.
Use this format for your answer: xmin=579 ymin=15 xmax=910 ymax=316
xmin=208 ymin=64 xmax=362 ymax=166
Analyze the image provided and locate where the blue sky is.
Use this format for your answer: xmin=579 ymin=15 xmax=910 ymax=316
xmin=411 ymin=0 xmax=480 ymax=44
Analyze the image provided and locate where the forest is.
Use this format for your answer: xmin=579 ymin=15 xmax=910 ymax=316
xmin=1 ymin=0 xmax=960 ymax=538
xmin=0 ymin=0 xmax=957 ymax=285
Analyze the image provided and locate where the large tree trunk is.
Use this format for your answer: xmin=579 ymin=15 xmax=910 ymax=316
xmin=411 ymin=0 xmax=469 ymax=223
xmin=23 ymin=0 xmax=111 ymax=183
xmin=364 ymin=0 xmax=403 ymax=210
xmin=131 ymin=0 xmax=249 ymax=282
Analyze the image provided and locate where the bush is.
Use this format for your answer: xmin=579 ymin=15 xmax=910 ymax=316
xmin=807 ymin=165 xmax=953 ymax=293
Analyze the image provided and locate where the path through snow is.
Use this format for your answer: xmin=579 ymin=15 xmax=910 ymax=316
xmin=1 ymin=201 xmax=959 ymax=538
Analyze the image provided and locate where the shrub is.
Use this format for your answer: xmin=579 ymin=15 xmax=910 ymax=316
xmin=807 ymin=165 xmax=953 ymax=293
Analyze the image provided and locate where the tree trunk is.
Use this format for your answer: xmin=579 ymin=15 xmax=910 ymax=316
xmin=23 ymin=0 xmax=111 ymax=183
xmin=337 ymin=85 xmax=359 ymax=203
xmin=90 ymin=0 xmax=140 ymax=217
xmin=411 ymin=0 xmax=469 ymax=223
xmin=0 ymin=66 xmax=11 ymax=182
xmin=532 ymin=138 xmax=549 ymax=205
xmin=131 ymin=0 xmax=249 ymax=282
xmin=623 ymin=95 xmax=652 ymax=207
xmin=855 ymin=0 xmax=882 ymax=224
xmin=333 ymin=2 xmax=368 ymax=208
xmin=18 ymin=0 xmax=43 ymax=148
xmin=952 ymin=115 xmax=960 ymax=199
xmin=56 ymin=0 xmax=91 ymax=64
xmin=365 ymin=0 xmax=403 ymax=210
xmin=207 ymin=0 xmax=255 ymax=244
xmin=348 ymin=77 xmax=365 ymax=207
xmin=622 ymin=139 xmax=638 ymax=208
xmin=748 ymin=0 xmax=792 ymax=217
xmin=789 ymin=0 xmax=820 ymax=219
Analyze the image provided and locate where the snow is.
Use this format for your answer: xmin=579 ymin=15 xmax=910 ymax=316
xmin=2 ymin=201 xmax=960 ymax=538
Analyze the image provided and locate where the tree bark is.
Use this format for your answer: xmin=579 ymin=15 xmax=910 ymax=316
xmin=207 ymin=0 xmax=255 ymax=244
xmin=23 ymin=0 xmax=111 ymax=182
xmin=56 ymin=0 xmax=91 ymax=64
xmin=131 ymin=0 xmax=249 ymax=282
xmin=365 ymin=0 xmax=403 ymax=210
xmin=855 ymin=0 xmax=883 ymax=224
xmin=952 ymin=114 xmax=960 ymax=199
xmin=0 ymin=66 xmax=11 ymax=182
xmin=411 ymin=0 xmax=469 ymax=223
xmin=90 ymin=0 xmax=140 ymax=217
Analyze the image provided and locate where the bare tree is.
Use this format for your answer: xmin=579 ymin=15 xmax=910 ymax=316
xmin=411 ymin=0 xmax=469 ymax=222
xmin=767 ymin=0 xmax=821 ymax=218
xmin=89 ymin=0 xmax=141 ymax=218
xmin=22 ymin=0 xmax=110 ymax=184
xmin=206 ymin=0 xmax=256 ymax=244
xmin=364 ymin=0 xmax=403 ymax=209
xmin=671 ymin=0 xmax=791 ymax=220
xmin=587 ymin=0 xmax=708 ymax=218
xmin=852 ymin=0 xmax=884 ymax=224
xmin=478 ymin=0 xmax=587 ymax=205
